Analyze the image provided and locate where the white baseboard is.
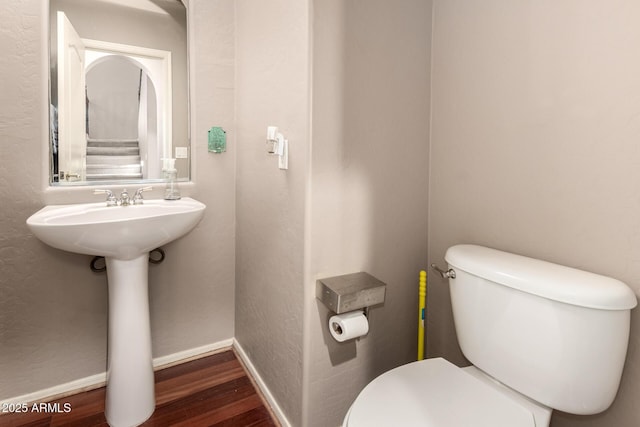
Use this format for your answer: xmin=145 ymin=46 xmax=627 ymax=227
xmin=0 ymin=372 xmax=108 ymax=407
xmin=153 ymin=338 xmax=234 ymax=369
xmin=0 ymin=338 xmax=234 ymax=406
xmin=233 ymin=338 xmax=292 ymax=427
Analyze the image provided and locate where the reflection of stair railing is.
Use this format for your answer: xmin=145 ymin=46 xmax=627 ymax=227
xmin=86 ymin=138 xmax=143 ymax=181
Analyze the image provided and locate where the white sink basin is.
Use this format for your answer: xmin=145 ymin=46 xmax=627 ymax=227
xmin=26 ymin=197 xmax=205 ymax=260
xmin=26 ymin=197 xmax=206 ymax=427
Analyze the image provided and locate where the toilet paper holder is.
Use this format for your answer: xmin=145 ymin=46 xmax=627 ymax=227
xmin=316 ymin=272 xmax=387 ymax=315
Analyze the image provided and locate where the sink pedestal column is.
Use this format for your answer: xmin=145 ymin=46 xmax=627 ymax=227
xmin=105 ymin=255 xmax=155 ymax=426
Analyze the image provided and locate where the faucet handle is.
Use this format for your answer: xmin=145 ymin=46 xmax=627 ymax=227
xmin=93 ymin=189 xmax=117 ymax=207
xmin=133 ymin=186 xmax=153 ymax=205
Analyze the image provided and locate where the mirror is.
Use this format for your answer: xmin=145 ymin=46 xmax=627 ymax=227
xmin=49 ymin=0 xmax=188 ymax=185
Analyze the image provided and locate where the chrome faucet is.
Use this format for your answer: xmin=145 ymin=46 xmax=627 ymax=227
xmin=119 ymin=189 xmax=131 ymax=206
xmin=94 ymin=187 xmax=152 ymax=206
xmin=93 ymin=189 xmax=118 ymax=207
xmin=133 ymin=187 xmax=153 ymax=205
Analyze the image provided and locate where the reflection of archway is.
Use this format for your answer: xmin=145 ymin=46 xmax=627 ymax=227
xmin=85 ymin=55 xmax=158 ymax=179
xmin=86 ymin=56 xmax=146 ymax=140
xmin=83 ymin=39 xmax=172 ymax=179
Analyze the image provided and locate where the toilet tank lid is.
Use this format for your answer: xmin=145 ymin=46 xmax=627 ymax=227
xmin=445 ymin=245 xmax=637 ymax=310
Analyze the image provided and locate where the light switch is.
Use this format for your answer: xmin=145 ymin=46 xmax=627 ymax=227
xmin=175 ymin=147 xmax=188 ymax=158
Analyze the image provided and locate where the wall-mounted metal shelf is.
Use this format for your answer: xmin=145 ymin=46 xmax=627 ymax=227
xmin=316 ymin=272 xmax=386 ymax=314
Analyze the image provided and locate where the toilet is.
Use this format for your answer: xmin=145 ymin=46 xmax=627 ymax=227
xmin=344 ymin=244 xmax=637 ymax=427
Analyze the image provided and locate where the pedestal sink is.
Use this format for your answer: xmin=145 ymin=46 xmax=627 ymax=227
xmin=26 ymin=197 xmax=206 ymax=427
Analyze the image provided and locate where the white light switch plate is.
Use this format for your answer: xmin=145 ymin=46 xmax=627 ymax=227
xmin=175 ymin=147 xmax=188 ymax=158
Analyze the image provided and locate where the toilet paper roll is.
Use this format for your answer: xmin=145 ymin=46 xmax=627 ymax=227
xmin=329 ymin=311 xmax=369 ymax=342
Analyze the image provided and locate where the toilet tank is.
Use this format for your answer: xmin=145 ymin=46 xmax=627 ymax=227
xmin=444 ymin=245 xmax=637 ymax=415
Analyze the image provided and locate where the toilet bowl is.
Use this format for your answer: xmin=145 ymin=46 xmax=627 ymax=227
xmin=344 ymin=245 xmax=636 ymax=427
xmin=344 ymin=358 xmax=550 ymax=427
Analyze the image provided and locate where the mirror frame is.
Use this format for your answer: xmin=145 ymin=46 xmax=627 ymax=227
xmin=46 ymin=0 xmax=191 ymax=188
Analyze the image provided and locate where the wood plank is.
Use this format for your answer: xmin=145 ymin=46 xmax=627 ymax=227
xmin=145 ymin=377 xmax=258 ymax=426
xmin=154 ymin=351 xmax=237 ymax=382
xmin=154 ymin=359 xmax=246 ymax=406
xmin=211 ymin=406 xmax=277 ymax=427
xmin=49 ymin=389 xmax=106 ymax=426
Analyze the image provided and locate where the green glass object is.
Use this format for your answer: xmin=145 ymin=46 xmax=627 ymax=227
xmin=208 ymin=127 xmax=226 ymax=153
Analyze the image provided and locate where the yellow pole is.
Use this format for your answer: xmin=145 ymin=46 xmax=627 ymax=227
xmin=418 ymin=270 xmax=426 ymax=360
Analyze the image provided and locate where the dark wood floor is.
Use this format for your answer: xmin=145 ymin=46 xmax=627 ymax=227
xmin=0 ymin=350 xmax=279 ymax=427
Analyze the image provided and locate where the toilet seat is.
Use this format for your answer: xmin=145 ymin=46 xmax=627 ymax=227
xmin=344 ymin=358 xmax=535 ymax=427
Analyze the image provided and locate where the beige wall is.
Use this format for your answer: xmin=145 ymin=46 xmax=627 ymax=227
xmin=0 ymin=0 xmax=236 ymax=400
xmin=428 ymin=1 xmax=640 ymax=426
xmin=234 ymin=0 xmax=311 ymax=425
xmin=304 ymin=0 xmax=431 ymax=425
xmin=234 ymin=2 xmax=431 ymax=426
